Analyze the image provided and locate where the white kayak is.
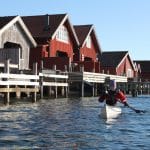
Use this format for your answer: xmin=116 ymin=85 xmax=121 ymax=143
xmin=100 ymin=104 xmax=122 ymax=119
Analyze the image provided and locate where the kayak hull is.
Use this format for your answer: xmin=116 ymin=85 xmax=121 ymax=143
xmin=101 ymin=104 xmax=122 ymax=119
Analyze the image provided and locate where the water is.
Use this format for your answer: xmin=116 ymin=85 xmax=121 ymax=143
xmin=0 ymin=96 xmax=149 ymax=149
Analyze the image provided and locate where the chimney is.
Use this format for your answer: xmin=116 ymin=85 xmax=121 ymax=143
xmin=46 ymin=14 xmax=49 ymax=26
xmin=44 ymin=14 xmax=50 ymax=31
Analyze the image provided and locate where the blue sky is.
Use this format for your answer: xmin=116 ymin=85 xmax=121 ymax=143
xmin=1 ymin=0 xmax=150 ymax=60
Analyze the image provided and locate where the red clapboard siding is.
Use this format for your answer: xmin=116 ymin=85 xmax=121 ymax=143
xmin=80 ymin=37 xmax=98 ymax=62
xmin=50 ymin=38 xmax=74 ymax=61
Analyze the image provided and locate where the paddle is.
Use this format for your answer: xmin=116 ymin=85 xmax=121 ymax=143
xmin=126 ymin=103 xmax=146 ymax=113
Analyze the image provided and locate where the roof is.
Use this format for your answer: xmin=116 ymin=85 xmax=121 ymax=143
xmin=0 ymin=16 xmax=37 ymax=47
xmin=22 ymin=14 xmax=66 ymax=38
xmin=74 ymin=24 xmax=101 ymax=54
xmin=22 ymin=14 xmax=79 ymax=45
xmin=134 ymin=60 xmax=150 ymax=73
xmin=74 ymin=25 xmax=92 ymax=45
xmin=0 ymin=16 xmax=16 ymax=29
xmin=100 ymin=51 xmax=129 ymax=67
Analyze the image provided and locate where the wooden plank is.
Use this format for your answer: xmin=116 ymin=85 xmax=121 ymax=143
xmin=69 ymin=72 xmax=127 ymax=83
xmin=0 ymin=73 xmax=39 ymax=80
xmin=43 ymin=82 xmax=68 ymax=87
xmin=0 ymin=63 xmax=18 ymax=68
xmin=0 ymin=81 xmax=39 ymax=86
xmin=83 ymin=72 xmax=127 ymax=83
xmin=0 ymin=87 xmax=39 ymax=93
xmin=39 ymin=73 xmax=68 ymax=79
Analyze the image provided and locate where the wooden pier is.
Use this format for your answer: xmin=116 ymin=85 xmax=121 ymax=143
xmin=0 ymin=60 xmax=149 ymax=105
xmin=0 ymin=60 xmax=69 ymax=104
xmin=69 ymin=71 xmax=127 ymax=97
xmin=0 ymin=60 xmax=39 ymax=104
xmin=39 ymin=70 xmax=68 ymax=99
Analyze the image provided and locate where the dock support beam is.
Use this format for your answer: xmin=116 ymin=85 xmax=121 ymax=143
xmin=65 ymin=65 xmax=68 ymax=98
xmin=92 ymin=83 xmax=95 ymax=97
xmin=4 ymin=59 xmax=10 ymax=105
xmin=40 ymin=61 xmax=44 ymax=99
xmin=53 ymin=65 xmax=58 ymax=98
xmin=81 ymin=81 xmax=84 ymax=97
xmin=32 ymin=62 xmax=37 ymax=102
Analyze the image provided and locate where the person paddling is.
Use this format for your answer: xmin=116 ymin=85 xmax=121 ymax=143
xmin=98 ymin=79 xmax=128 ymax=106
xmin=98 ymin=79 xmax=145 ymax=113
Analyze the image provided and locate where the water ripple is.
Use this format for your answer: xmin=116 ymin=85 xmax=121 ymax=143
xmin=0 ymin=97 xmax=149 ymax=149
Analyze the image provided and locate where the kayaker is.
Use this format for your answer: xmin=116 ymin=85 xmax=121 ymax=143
xmin=98 ymin=79 xmax=128 ymax=106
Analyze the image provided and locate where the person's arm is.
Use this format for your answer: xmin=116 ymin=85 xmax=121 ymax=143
xmin=115 ymin=91 xmax=128 ymax=106
xmin=116 ymin=91 xmax=146 ymax=113
xmin=98 ymin=94 xmax=105 ymax=103
xmin=98 ymin=91 xmax=107 ymax=103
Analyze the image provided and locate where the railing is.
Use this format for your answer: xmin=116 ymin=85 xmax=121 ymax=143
xmin=0 ymin=73 xmax=39 ymax=86
xmin=69 ymin=71 xmax=127 ymax=83
xmin=72 ymin=61 xmax=100 ymax=73
xmin=0 ymin=72 xmax=69 ymax=87
xmin=39 ymin=72 xmax=68 ymax=87
xmin=0 ymin=63 xmax=18 ymax=69
xmin=83 ymin=72 xmax=127 ymax=83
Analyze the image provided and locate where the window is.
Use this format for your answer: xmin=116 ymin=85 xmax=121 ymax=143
xmin=56 ymin=25 xmax=69 ymax=43
xmin=127 ymin=69 xmax=132 ymax=77
xmin=86 ymin=36 xmax=91 ymax=48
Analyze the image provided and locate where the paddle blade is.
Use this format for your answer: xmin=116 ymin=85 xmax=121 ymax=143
xmin=135 ymin=109 xmax=146 ymax=113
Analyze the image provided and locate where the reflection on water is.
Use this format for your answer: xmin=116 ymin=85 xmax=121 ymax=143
xmin=0 ymin=96 xmax=149 ymax=149
xmin=105 ymin=118 xmax=118 ymax=129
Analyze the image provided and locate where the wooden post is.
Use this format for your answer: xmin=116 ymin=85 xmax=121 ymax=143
xmin=4 ymin=59 xmax=10 ymax=105
xmin=53 ymin=65 xmax=58 ymax=98
xmin=81 ymin=81 xmax=84 ymax=97
xmin=40 ymin=60 xmax=44 ymax=99
xmin=32 ymin=62 xmax=37 ymax=102
xmin=55 ymin=86 xmax=58 ymax=99
xmin=81 ymin=66 xmax=84 ymax=97
xmin=65 ymin=86 xmax=68 ymax=98
xmin=148 ymin=83 xmax=150 ymax=95
xmin=92 ymin=83 xmax=95 ymax=97
xmin=61 ymin=87 xmax=65 ymax=96
xmin=16 ymin=86 xmax=21 ymax=99
xmin=69 ymin=57 xmax=72 ymax=72
xmin=65 ymin=65 xmax=68 ymax=98
xmin=95 ymin=83 xmax=98 ymax=96
xmin=48 ymin=86 xmax=52 ymax=97
xmin=80 ymin=65 xmax=84 ymax=72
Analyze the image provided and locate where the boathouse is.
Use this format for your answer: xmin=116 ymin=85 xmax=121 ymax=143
xmin=99 ymin=51 xmax=140 ymax=95
xmin=100 ymin=51 xmax=136 ymax=78
xmin=22 ymin=14 xmax=79 ymax=71
xmin=134 ymin=61 xmax=150 ymax=82
xmin=73 ymin=25 xmax=101 ymax=73
xmin=0 ymin=16 xmax=39 ymax=104
xmin=130 ymin=60 xmax=150 ymax=95
xmin=0 ymin=16 xmax=37 ymax=71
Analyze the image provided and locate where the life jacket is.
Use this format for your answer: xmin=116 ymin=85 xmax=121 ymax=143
xmin=105 ymin=90 xmax=117 ymax=106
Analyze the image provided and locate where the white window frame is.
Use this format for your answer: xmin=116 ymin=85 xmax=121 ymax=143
xmin=127 ymin=68 xmax=132 ymax=77
xmin=56 ymin=25 xmax=69 ymax=43
xmin=86 ymin=36 xmax=91 ymax=48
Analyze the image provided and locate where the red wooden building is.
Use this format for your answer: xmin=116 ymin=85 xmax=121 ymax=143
xmin=73 ymin=25 xmax=101 ymax=72
xmin=134 ymin=61 xmax=150 ymax=82
xmin=22 ymin=14 xmax=79 ymax=71
xmin=100 ymin=51 xmax=136 ymax=78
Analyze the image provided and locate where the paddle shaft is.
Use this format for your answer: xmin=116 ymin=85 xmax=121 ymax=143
xmin=126 ymin=103 xmax=145 ymax=113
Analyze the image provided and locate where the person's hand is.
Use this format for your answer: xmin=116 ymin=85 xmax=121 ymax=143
xmin=123 ymin=101 xmax=128 ymax=107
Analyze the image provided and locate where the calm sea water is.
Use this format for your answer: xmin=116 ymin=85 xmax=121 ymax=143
xmin=0 ymin=96 xmax=149 ymax=150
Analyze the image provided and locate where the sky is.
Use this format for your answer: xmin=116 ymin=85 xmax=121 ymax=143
xmin=1 ymin=0 xmax=150 ymax=60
